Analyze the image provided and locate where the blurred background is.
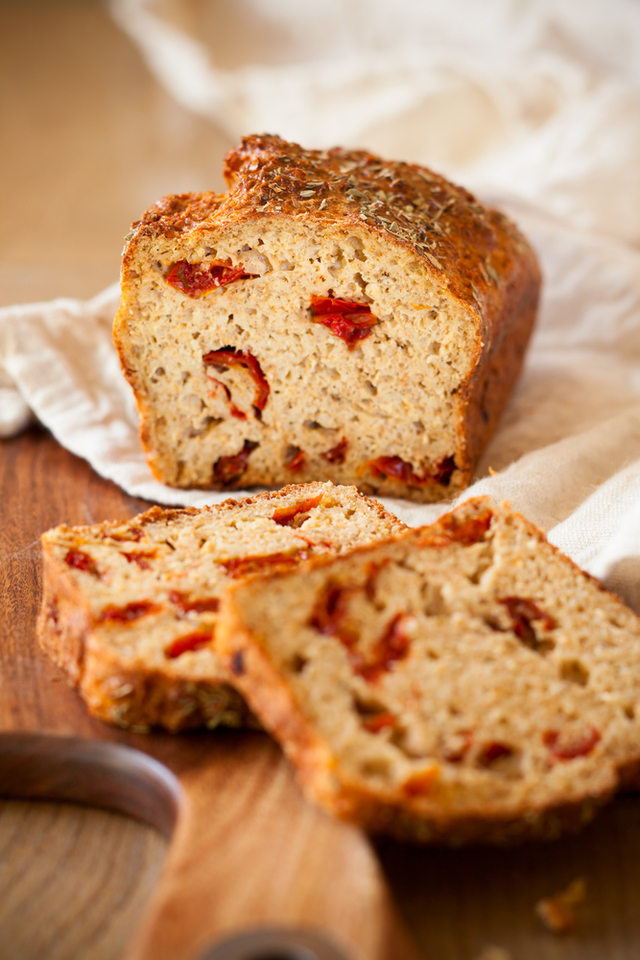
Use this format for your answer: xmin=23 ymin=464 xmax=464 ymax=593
xmin=0 ymin=0 xmax=231 ymax=306
xmin=2 ymin=0 xmax=639 ymax=307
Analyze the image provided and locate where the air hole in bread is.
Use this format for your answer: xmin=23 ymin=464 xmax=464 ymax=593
xmin=347 ymin=236 xmax=367 ymax=262
xmin=422 ymin=582 xmax=445 ymax=616
xmin=560 ymin=658 xmax=589 ymax=686
xmin=353 ymin=272 xmax=368 ymax=295
xmin=476 ymin=741 xmax=522 ymax=778
xmin=289 ymin=653 xmax=308 ymax=674
xmin=465 ymin=545 xmax=495 ymax=585
xmin=359 ymin=756 xmax=393 ymax=778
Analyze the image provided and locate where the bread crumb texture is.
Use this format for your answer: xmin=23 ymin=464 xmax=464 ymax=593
xmin=220 ymin=497 xmax=640 ymax=843
xmin=115 ymin=134 xmax=540 ymax=501
xmin=37 ymin=483 xmax=406 ymax=732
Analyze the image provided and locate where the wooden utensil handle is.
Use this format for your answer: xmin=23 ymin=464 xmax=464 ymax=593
xmin=0 ymin=732 xmax=423 ymax=960
xmin=196 ymin=926 xmax=350 ymax=960
xmin=0 ymin=732 xmax=180 ymax=837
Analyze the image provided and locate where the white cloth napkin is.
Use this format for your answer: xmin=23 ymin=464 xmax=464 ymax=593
xmin=3 ymin=0 xmax=640 ymax=608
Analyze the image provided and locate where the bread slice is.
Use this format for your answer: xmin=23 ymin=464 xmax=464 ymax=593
xmin=115 ymin=134 xmax=540 ymax=502
xmin=219 ymin=497 xmax=640 ymax=844
xmin=37 ymin=482 xmax=406 ymax=733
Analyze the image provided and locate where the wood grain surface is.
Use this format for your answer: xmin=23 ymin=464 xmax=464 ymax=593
xmin=0 ymin=798 xmax=165 ymax=960
xmin=2 ymin=3 xmax=640 ymax=960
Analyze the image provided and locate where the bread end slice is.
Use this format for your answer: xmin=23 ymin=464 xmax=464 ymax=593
xmin=38 ymin=482 xmax=406 ymax=733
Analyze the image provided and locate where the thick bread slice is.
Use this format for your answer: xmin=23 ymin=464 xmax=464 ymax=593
xmin=115 ymin=134 xmax=540 ymax=502
xmin=37 ymin=482 xmax=406 ymax=733
xmin=219 ymin=497 xmax=640 ymax=844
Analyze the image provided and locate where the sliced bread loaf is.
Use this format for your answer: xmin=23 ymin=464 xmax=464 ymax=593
xmin=219 ymin=497 xmax=640 ymax=843
xmin=37 ymin=482 xmax=406 ymax=732
xmin=115 ymin=134 xmax=540 ymax=502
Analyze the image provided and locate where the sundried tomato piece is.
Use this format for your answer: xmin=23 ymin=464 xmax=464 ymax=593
xmin=213 ymin=440 xmax=258 ymax=485
xmin=431 ymin=455 xmax=456 ymax=485
xmin=322 ymin=437 xmax=349 ymax=465
xmin=109 ymin=527 xmax=144 ymax=543
xmin=362 ymin=712 xmax=397 ymax=733
xmin=426 ymin=508 xmax=493 ymax=548
xmin=203 ymin=348 xmax=270 ymax=417
xmin=122 ymin=550 xmax=157 ymax=570
xmin=500 ymin=597 xmax=556 ymax=653
xmin=164 ymin=629 xmax=212 ymax=659
xmin=284 ymin=446 xmax=305 ymax=472
xmin=99 ymin=601 xmax=159 ymax=623
xmin=272 ymin=494 xmax=323 ymax=527
xmin=219 ymin=550 xmax=308 ymax=578
xmin=166 ymin=260 xmax=258 ymax=298
xmin=367 ymin=456 xmax=417 ymax=485
xmin=310 ymin=588 xmax=410 ymax=683
xmin=367 ymin=454 xmax=456 ymax=489
xmin=64 ymin=549 xmax=99 ymax=577
xmin=310 ymin=295 xmax=378 ymax=348
xmin=478 ymin=741 xmax=514 ymax=765
xmin=309 ymin=584 xmax=359 ymax=641
xmin=502 ymin=597 xmax=556 ymax=633
xmin=402 ymin=766 xmax=439 ymax=797
xmin=360 ymin=614 xmax=411 ymax=683
xmin=169 ymin=591 xmax=220 ymax=614
xmin=543 ymin=726 xmax=601 ymax=761
xmin=207 ymin=377 xmax=247 ymax=420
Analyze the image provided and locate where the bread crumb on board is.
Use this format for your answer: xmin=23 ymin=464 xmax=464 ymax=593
xmin=535 ymin=877 xmax=587 ymax=933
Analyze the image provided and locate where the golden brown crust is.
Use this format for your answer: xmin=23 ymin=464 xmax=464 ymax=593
xmin=130 ymin=135 xmax=536 ymax=318
xmin=118 ymin=135 xmax=540 ymax=499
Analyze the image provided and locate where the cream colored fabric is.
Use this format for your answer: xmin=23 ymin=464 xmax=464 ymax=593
xmin=2 ymin=0 xmax=640 ymax=607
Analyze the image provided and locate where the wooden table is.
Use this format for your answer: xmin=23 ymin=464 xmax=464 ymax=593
xmin=2 ymin=3 xmax=640 ymax=959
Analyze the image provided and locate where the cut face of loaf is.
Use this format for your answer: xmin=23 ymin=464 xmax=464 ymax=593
xmin=116 ymin=135 xmax=540 ymax=502
xmin=220 ymin=497 xmax=640 ymax=844
xmin=37 ymin=483 xmax=406 ymax=733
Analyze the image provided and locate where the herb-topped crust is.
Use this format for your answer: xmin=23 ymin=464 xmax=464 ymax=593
xmin=117 ymin=135 xmax=540 ymax=500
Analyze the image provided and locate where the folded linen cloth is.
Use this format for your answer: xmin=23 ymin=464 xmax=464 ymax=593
xmin=3 ymin=0 xmax=640 ymax=610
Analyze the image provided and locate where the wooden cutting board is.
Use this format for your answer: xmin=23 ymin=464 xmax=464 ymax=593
xmin=4 ymin=430 xmax=640 ymax=960
xmin=0 ymin=427 xmax=422 ymax=960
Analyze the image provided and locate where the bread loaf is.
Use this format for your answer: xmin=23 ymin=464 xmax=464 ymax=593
xmin=219 ymin=497 xmax=640 ymax=843
xmin=115 ymin=135 xmax=540 ymax=502
xmin=37 ymin=483 xmax=406 ymax=732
